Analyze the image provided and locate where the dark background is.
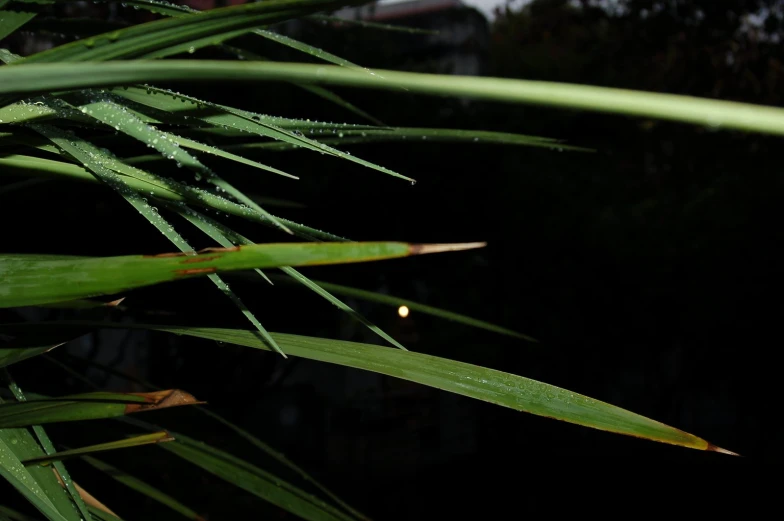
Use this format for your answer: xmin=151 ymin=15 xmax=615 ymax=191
xmin=2 ymin=0 xmax=778 ymax=518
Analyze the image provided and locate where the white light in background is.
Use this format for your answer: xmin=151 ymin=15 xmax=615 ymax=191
xmin=398 ymin=305 xmax=410 ymax=318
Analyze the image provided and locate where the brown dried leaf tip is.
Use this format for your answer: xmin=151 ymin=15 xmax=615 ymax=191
xmin=409 ymin=242 xmax=487 ymax=255
xmin=124 ymin=389 xmax=202 ymax=415
xmin=707 ymin=443 xmax=740 ymax=456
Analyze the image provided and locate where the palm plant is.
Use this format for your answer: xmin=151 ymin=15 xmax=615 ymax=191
xmin=1 ymin=0 xmax=780 ymax=518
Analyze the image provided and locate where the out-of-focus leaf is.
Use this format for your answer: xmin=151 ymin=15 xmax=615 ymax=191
xmin=0 ymin=8 xmax=37 ymax=40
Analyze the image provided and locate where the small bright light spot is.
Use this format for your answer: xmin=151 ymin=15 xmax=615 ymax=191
xmin=398 ymin=305 xmax=410 ymax=318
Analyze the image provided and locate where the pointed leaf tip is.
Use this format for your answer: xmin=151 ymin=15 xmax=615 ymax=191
xmin=124 ymin=389 xmax=201 ymax=414
xmin=707 ymin=443 xmax=740 ymax=456
xmin=409 ymin=242 xmax=487 ymax=255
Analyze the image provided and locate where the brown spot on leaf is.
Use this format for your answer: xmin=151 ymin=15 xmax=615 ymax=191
xmin=124 ymin=389 xmax=202 ymax=414
xmin=143 ymin=252 xmax=190 ymax=258
xmin=174 ymin=267 xmax=217 ymax=276
xmin=181 ymin=255 xmax=221 ymax=264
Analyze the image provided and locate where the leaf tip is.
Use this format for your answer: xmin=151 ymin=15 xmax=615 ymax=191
xmin=409 ymin=242 xmax=487 ymax=255
xmin=125 ymin=389 xmax=201 ymax=414
xmin=707 ymin=443 xmax=740 ymax=456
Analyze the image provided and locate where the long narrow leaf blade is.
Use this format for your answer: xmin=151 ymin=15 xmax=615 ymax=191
xmin=0 ymin=321 xmax=738 ymax=454
xmin=3 ymin=61 xmax=784 ymax=137
xmin=156 ymin=326 xmax=736 ymax=454
xmin=0 ymin=242 xmax=484 ymax=307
